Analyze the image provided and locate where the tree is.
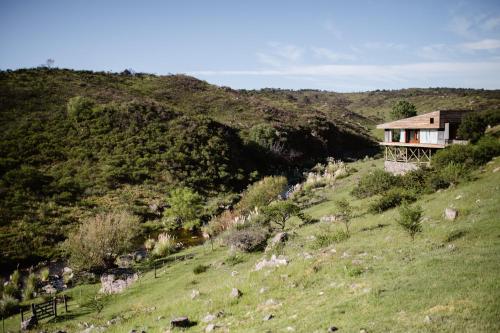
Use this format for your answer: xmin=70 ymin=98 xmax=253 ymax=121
xmin=163 ymin=187 xmax=204 ymax=230
xmin=335 ymin=199 xmax=353 ymax=234
xmin=457 ymin=112 xmax=487 ymax=143
xmin=45 ymin=58 xmax=55 ymax=68
xmin=64 ymin=211 xmax=140 ymax=271
xmin=261 ymin=200 xmax=300 ymax=230
xmin=391 ymin=100 xmax=417 ymax=120
xmin=397 ymin=203 xmax=423 ymax=241
xmin=237 ymin=176 xmax=288 ymax=214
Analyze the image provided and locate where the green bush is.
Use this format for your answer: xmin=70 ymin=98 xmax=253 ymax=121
xmin=64 ymin=211 xmax=140 ymax=271
xmin=397 ymin=203 xmax=423 ymax=241
xmin=391 ymin=100 xmax=417 ymax=120
xmin=260 ymin=200 xmax=300 ymax=230
xmin=224 ymin=253 xmax=245 ymax=266
xmin=23 ymin=272 xmax=37 ymax=300
xmin=311 ymin=230 xmax=349 ymax=249
xmin=352 ymin=169 xmax=400 ymax=198
xmin=152 ymin=232 xmax=178 ymax=257
xmin=40 ymin=267 xmax=50 ymax=282
xmin=237 ymin=176 xmax=288 ymax=214
xmin=457 ymin=110 xmax=500 ymax=143
xmin=431 ymin=144 xmax=476 ymax=169
xmin=163 ymin=187 xmax=204 ymax=230
xmin=0 ymin=294 xmax=19 ymax=317
xmin=193 ymin=264 xmax=209 ymax=275
xmin=472 ymin=135 xmax=500 ymax=165
xmin=368 ymin=188 xmax=416 ymax=214
xmin=223 ymin=226 xmax=269 ymax=252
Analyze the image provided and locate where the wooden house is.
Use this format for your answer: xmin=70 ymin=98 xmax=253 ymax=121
xmin=376 ymin=110 xmax=471 ymax=174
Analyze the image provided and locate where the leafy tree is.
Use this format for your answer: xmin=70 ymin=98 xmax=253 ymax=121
xmin=261 ymin=200 xmax=300 ymax=230
xmin=397 ymin=203 xmax=423 ymax=241
xmin=457 ymin=112 xmax=487 ymax=143
xmin=391 ymin=100 xmax=417 ymax=120
xmin=237 ymin=176 xmax=288 ymax=214
xmin=163 ymin=187 xmax=204 ymax=230
xmin=335 ymin=199 xmax=353 ymax=234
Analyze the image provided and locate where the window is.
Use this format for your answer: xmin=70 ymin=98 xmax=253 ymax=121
xmin=430 ymin=117 xmax=434 ymax=124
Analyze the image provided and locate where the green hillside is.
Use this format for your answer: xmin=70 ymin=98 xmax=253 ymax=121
xmin=4 ymin=156 xmax=499 ymax=332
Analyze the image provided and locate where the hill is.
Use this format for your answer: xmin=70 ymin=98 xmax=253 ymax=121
xmin=3 ymin=156 xmax=499 ymax=332
xmin=1 ymin=68 xmax=500 ymax=271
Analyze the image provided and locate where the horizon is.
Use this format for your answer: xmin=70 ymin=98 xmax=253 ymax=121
xmin=1 ymin=0 xmax=500 ymax=92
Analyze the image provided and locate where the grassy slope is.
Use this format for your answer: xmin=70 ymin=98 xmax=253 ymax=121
xmin=6 ymin=157 xmax=499 ymax=333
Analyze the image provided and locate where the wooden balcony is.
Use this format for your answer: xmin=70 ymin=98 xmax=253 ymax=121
xmin=379 ymin=141 xmax=446 ymax=149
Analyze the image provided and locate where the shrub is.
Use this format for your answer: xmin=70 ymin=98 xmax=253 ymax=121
xmin=144 ymin=238 xmax=156 ymax=252
xmin=397 ymin=203 xmax=423 ymax=241
xmin=438 ymin=162 xmax=471 ymax=185
xmin=40 ymin=267 xmax=50 ymax=282
xmin=237 ymin=176 xmax=288 ymax=214
xmin=10 ymin=270 xmax=20 ymax=287
xmin=203 ymin=209 xmax=240 ymax=238
xmin=344 ymin=263 xmax=364 ymax=277
xmin=312 ymin=230 xmax=349 ymax=249
xmin=224 ymin=253 xmax=245 ymax=266
xmin=0 ymin=294 xmax=19 ymax=317
xmin=193 ymin=264 xmax=209 ymax=275
xmin=163 ymin=187 xmax=204 ymax=230
xmin=445 ymin=229 xmax=468 ymax=243
xmin=431 ymin=144 xmax=476 ymax=169
xmin=352 ymin=169 xmax=400 ymax=198
xmin=2 ymin=282 xmax=19 ymax=299
xmin=472 ymin=135 xmax=500 ymax=165
xmin=223 ymin=226 xmax=269 ymax=252
xmin=152 ymin=232 xmax=177 ymax=257
xmin=64 ymin=211 xmax=140 ymax=271
xmin=368 ymin=188 xmax=416 ymax=214
xmin=23 ymin=273 xmax=37 ymax=300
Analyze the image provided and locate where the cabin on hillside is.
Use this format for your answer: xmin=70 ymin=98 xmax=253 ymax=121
xmin=376 ymin=110 xmax=471 ymax=174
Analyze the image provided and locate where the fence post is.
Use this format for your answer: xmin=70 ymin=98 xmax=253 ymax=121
xmin=63 ymin=295 xmax=68 ymax=313
xmin=31 ymin=303 xmax=36 ymax=319
xmin=53 ymin=297 xmax=57 ymax=317
xmin=20 ymin=308 xmax=23 ymax=322
xmin=154 ymin=261 xmax=157 ymax=279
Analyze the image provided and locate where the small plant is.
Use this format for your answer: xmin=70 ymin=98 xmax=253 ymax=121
xmin=193 ymin=264 xmax=209 ymax=275
xmin=40 ymin=267 xmax=50 ymax=282
xmin=344 ymin=264 xmax=364 ymax=277
xmin=225 ymin=254 xmax=245 ymax=266
xmin=335 ymin=199 xmax=353 ymax=235
xmin=10 ymin=270 xmax=20 ymax=287
xmin=397 ymin=203 xmax=423 ymax=241
xmin=2 ymin=282 xmax=19 ymax=299
xmin=144 ymin=238 xmax=156 ymax=252
xmin=81 ymin=293 xmax=108 ymax=315
xmin=312 ymin=230 xmax=349 ymax=249
xmin=444 ymin=229 xmax=468 ymax=243
xmin=152 ymin=232 xmax=177 ymax=257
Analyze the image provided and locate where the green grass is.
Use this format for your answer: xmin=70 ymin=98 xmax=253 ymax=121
xmin=4 ymin=157 xmax=500 ymax=332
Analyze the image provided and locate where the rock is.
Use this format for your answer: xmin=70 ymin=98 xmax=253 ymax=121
xmin=205 ymin=323 xmax=219 ymax=332
xmin=286 ymin=327 xmax=295 ymax=331
xmin=320 ymin=215 xmax=337 ymax=223
xmin=455 ymin=195 xmax=462 ymax=200
xmin=493 ymin=167 xmax=500 ymax=173
xmin=190 ymin=289 xmax=200 ymax=299
xmin=328 ymin=326 xmax=339 ymax=332
xmin=302 ymin=252 xmax=313 ymax=259
xmin=263 ymin=314 xmax=274 ymax=321
xmin=360 ymin=330 xmax=368 ymax=333
xmin=170 ymin=317 xmax=191 ymax=327
xmin=157 ymin=316 xmax=165 ymax=321
xmin=230 ymin=288 xmax=242 ymax=298
xmin=259 ymin=287 xmax=268 ymax=294
xmin=444 ymin=208 xmax=458 ymax=221
xmin=265 ymin=232 xmax=288 ymax=252
xmin=202 ymin=314 xmax=217 ymax=323
xmin=231 ymin=271 xmax=238 ymax=277
xmin=254 ymin=255 xmax=288 ymax=271
xmin=100 ymin=273 xmax=138 ymax=294
xmin=42 ymin=284 xmax=57 ymax=294
xmin=424 ymin=315 xmax=432 ymax=324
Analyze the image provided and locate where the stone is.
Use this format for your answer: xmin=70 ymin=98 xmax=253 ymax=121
xmin=493 ymin=167 xmax=500 ymax=173
xmin=455 ymin=195 xmax=462 ymax=200
xmin=444 ymin=208 xmax=458 ymax=220
xmin=259 ymin=287 xmax=268 ymax=294
xmin=230 ymin=288 xmax=242 ymax=298
xmin=254 ymin=255 xmax=288 ymax=271
xmin=100 ymin=273 xmax=138 ymax=294
xmin=231 ymin=271 xmax=238 ymax=277
xmin=360 ymin=330 xmax=368 ymax=333
xmin=286 ymin=327 xmax=295 ymax=331
xmin=202 ymin=314 xmax=217 ymax=323
xmin=265 ymin=232 xmax=288 ymax=252
xmin=263 ymin=314 xmax=274 ymax=321
xmin=302 ymin=252 xmax=313 ymax=259
xmin=170 ymin=317 xmax=191 ymax=328
xmin=42 ymin=284 xmax=57 ymax=294
xmin=424 ymin=315 xmax=432 ymax=324
xmin=190 ymin=289 xmax=200 ymax=299
xmin=320 ymin=215 xmax=337 ymax=223
xmin=205 ymin=323 xmax=219 ymax=332
xmin=328 ymin=326 xmax=339 ymax=332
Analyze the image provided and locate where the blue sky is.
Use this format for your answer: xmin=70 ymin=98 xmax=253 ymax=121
xmin=1 ymin=0 xmax=500 ymax=91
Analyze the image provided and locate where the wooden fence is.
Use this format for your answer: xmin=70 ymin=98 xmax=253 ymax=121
xmin=20 ymin=295 xmax=68 ymax=323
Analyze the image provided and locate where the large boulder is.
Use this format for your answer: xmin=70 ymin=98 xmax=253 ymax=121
xmin=100 ymin=273 xmax=138 ymax=294
xmin=255 ymin=255 xmax=288 ymax=271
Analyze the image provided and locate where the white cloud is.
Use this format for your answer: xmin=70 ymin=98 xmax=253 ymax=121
xmin=461 ymin=39 xmax=500 ymax=50
xmin=362 ymin=42 xmax=407 ymax=51
xmin=311 ymin=47 xmax=356 ymax=62
xmin=190 ymin=61 xmax=500 ymax=88
xmin=256 ymin=42 xmax=304 ymax=67
xmin=417 ymin=44 xmax=454 ymax=60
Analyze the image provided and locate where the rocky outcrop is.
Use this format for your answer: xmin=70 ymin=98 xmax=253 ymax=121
xmin=99 ymin=273 xmax=138 ymax=294
xmin=255 ymin=255 xmax=289 ymax=271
